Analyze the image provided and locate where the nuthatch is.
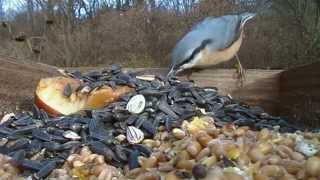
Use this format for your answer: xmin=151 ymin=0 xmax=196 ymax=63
xmin=168 ymin=12 xmax=256 ymax=81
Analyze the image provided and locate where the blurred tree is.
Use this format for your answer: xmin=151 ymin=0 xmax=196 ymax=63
xmin=273 ymin=0 xmax=320 ymax=64
xmin=0 ymin=0 xmax=318 ymax=68
xmin=0 ymin=0 xmax=4 ymax=20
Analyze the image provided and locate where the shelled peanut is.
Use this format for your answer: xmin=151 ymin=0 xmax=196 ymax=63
xmin=48 ymin=146 xmax=123 ymax=180
xmin=0 ymin=154 xmax=23 ymax=180
xmin=124 ymin=116 xmax=320 ymax=180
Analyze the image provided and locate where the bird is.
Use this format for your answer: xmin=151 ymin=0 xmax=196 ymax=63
xmin=167 ymin=12 xmax=256 ymax=83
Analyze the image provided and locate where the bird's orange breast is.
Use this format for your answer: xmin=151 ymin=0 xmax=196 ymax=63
xmin=194 ymin=31 xmax=244 ymax=68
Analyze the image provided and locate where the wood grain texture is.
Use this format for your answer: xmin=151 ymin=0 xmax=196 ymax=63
xmin=0 ymin=57 xmax=58 ymax=114
xmin=0 ymin=58 xmax=282 ymax=117
xmin=141 ymin=68 xmax=282 ymax=114
xmin=67 ymin=67 xmax=282 ymax=114
xmin=279 ymin=61 xmax=320 ymax=127
xmin=191 ymin=69 xmax=282 ymax=114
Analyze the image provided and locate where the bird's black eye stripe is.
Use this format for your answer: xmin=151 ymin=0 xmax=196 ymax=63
xmin=176 ymin=38 xmax=213 ymax=68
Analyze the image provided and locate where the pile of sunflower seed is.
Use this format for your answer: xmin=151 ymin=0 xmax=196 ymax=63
xmin=0 ymin=65 xmax=303 ymax=179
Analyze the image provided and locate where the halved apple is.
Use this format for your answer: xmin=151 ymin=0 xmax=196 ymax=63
xmin=85 ymin=86 xmax=133 ymax=109
xmin=35 ymin=76 xmax=133 ymax=116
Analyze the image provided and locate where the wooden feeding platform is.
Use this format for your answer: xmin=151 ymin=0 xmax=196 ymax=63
xmin=0 ymin=57 xmax=319 ymax=127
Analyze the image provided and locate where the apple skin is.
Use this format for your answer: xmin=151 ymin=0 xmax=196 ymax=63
xmin=34 ymin=76 xmax=86 ymax=116
xmin=35 ymin=76 xmax=133 ymax=116
xmin=34 ymin=93 xmax=61 ymax=116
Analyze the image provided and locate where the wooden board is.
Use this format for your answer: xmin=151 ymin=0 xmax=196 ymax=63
xmin=279 ymin=61 xmax=320 ymax=127
xmin=0 ymin=57 xmax=282 ymax=117
xmin=0 ymin=56 xmax=58 ymax=114
xmin=66 ymin=67 xmax=282 ymax=114
xmin=191 ymin=69 xmax=282 ymax=114
xmin=2 ymin=56 xmax=319 ymax=127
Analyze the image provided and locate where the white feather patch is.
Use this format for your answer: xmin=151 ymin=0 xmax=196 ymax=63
xmin=181 ymin=50 xmax=203 ymax=70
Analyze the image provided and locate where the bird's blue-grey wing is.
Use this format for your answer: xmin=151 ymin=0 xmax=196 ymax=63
xmin=170 ymin=15 xmax=241 ymax=70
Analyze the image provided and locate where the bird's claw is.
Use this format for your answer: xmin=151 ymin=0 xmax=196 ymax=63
xmin=235 ymin=56 xmax=246 ymax=87
xmin=237 ymin=63 xmax=246 ymax=83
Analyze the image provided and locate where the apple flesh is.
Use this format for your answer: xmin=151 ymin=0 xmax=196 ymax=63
xmin=35 ymin=76 xmax=133 ymax=116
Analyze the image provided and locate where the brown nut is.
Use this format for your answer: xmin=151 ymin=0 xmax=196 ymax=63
xmin=307 ymin=178 xmax=318 ymax=180
xmin=296 ymin=168 xmax=306 ymax=180
xmin=259 ymin=165 xmax=285 ymax=178
xmin=305 ymin=156 xmax=320 ymax=177
xmin=280 ymin=137 xmax=295 ymax=148
xmin=223 ymin=172 xmax=245 ymax=180
xmin=236 ymin=153 xmax=250 ymax=167
xmin=80 ymin=146 xmax=92 ymax=157
xmin=140 ymin=156 xmax=158 ymax=169
xmin=94 ymin=155 xmax=105 ymax=165
xmin=224 ymin=144 xmax=241 ymax=160
xmin=187 ymin=140 xmax=202 ymax=157
xmin=280 ymin=159 xmax=303 ymax=174
xmin=290 ymin=151 xmax=305 ymax=162
xmin=248 ymin=147 xmax=265 ymax=163
xmin=221 ymin=124 xmax=235 ymax=137
xmin=2 ymin=163 xmax=18 ymax=174
xmin=67 ymin=154 xmax=81 ymax=165
xmin=165 ymin=171 xmax=181 ymax=180
xmin=172 ymin=128 xmax=186 ymax=140
xmin=257 ymin=142 xmax=273 ymax=154
xmin=143 ymin=139 xmax=158 ymax=148
xmin=92 ymin=164 xmax=108 ymax=176
xmin=97 ymin=168 xmax=112 ymax=180
xmin=82 ymin=154 xmax=98 ymax=163
xmin=196 ymin=147 xmax=211 ymax=161
xmin=177 ymin=150 xmax=191 ymax=161
xmin=253 ymin=174 xmax=270 ymax=180
xmin=265 ymin=154 xmax=282 ymax=165
xmin=200 ymin=155 xmax=217 ymax=167
xmin=275 ymin=145 xmax=292 ymax=159
xmin=205 ymin=128 xmax=220 ymax=137
xmin=203 ymin=167 xmax=224 ymax=180
xmin=209 ymin=140 xmax=224 ymax=158
xmin=196 ymin=131 xmax=213 ymax=147
xmin=280 ymin=173 xmax=298 ymax=180
xmin=176 ymin=160 xmax=196 ymax=171
xmin=154 ymin=152 xmax=169 ymax=162
xmin=73 ymin=160 xmax=85 ymax=168
xmin=234 ymin=126 xmax=248 ymax=137
xmin=160 ymin=131 xmax=170 ymax=141
xmin=258 ymin=128 xmax=271 ymax=141
xmin=158 ymin=162 xmax=174 ymax=172
xmin=136 ymin=172 xmax=161 ymax=180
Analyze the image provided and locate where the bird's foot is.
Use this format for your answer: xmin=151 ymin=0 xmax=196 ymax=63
xmin=235 ymin=62 xmax=246 ymax=87
xmin=234 ymin=54 xmax=246 ymax=87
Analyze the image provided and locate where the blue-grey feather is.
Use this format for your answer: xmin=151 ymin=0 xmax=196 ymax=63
xmin=170 ymin=12 xmax=255 ymax=70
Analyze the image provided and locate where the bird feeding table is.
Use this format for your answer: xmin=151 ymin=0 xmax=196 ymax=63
xmin=0 ymin=57 xmax=319 ymax=128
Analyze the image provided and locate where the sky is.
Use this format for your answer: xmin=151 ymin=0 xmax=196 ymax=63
xmin=2 ymin=0 xmax=22 ymax=12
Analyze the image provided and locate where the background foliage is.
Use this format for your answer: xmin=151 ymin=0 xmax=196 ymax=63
xmin=0 ymin=0 xmax=319 ymax=68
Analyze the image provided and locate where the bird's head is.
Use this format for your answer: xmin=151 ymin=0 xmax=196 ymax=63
xmin=239 ymin=12 xmax=256 ymax=29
